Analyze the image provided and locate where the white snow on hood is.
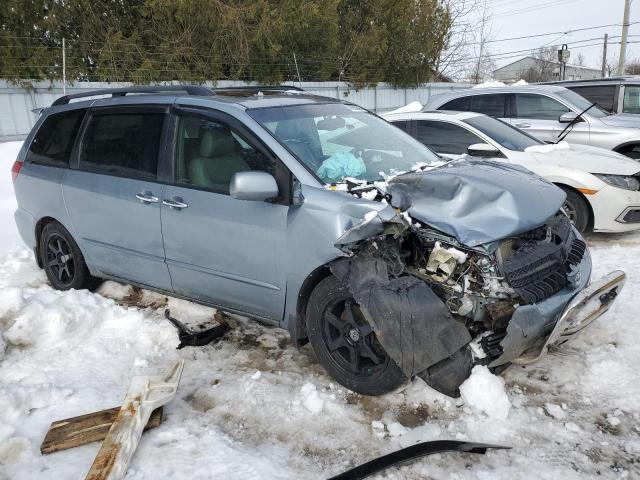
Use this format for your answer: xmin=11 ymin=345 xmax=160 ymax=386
xmin=525 ymin=141 xmax=571 ymax=153
xmin=386 ymin=101 xmax=423 ymax=114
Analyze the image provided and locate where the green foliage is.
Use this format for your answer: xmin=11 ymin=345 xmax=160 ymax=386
xmin=0 ymin=0 xmax=451 ymax=87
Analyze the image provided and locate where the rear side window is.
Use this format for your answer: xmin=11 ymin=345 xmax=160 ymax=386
xmin=27 ymin=109 xmax=86 ymax=167
xmin=470 ymin=94 xmax=507 ymax=117
xmin=569 ymin=86 xmax=616 ymax=113
xmin=79 ymin=112 xmax=164 ymax=180
xmin=515 ymin=93 xmax=570 ymax=120
xmin=440 ymin=96 xmax=471 ymax=111
xmin=416 ymin=120 xmax=483 ymax=155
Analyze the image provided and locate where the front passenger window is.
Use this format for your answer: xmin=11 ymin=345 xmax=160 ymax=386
xmin=175 ymin=115 xmax=275 ymax=195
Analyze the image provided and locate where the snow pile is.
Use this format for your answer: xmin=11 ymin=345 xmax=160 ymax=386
xmin=1 ymin=136 xmax=640 ymax=478
xmin=386 ymin=101 xmax=423 ymax=114
xmin=525 ymin=141 xmax=571 ymax=154
xmin=460 ymin=366 xmax=511 ymax=420
xmin=512 ymin=79 xmax=529 ymax=86
xmin=0 ymin=141 xmax=23 ymax=252
xmin=472 ymin=80 xmax=506 ymax=89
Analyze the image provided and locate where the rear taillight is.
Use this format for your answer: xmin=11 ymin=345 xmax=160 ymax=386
xmin=11 ymin=160 xmax=24 ymax=182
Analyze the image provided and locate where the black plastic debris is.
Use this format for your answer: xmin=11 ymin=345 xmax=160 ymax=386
xmin=327 ymin=440 xmax=510 ymax=480
xmin=164 ymin=309 xmax=229 ymax=349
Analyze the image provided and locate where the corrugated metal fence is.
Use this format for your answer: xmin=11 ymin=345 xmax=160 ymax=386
xmin=0 ymin=80 xmax=472 ymax=141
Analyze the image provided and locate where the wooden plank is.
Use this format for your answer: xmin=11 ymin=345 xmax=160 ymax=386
xmin=40 ymin=406 xmax=163 ymax=455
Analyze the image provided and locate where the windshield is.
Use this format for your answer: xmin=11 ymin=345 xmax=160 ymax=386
xmin=463 ymin=115 xmax=542 ymax=152
xmin=556 ymin=89 xmax=609 ymax=118
xmin=248 ymin=103 xmax=441 ymax=183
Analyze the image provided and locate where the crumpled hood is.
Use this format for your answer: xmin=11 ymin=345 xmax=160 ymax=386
xmin=599 ymin=113 xmax=640 ymax=129
xmin=386 ymin=160 xmax=565 ymax=247
xmin=526 ymin=142 xmax=640 ymax=175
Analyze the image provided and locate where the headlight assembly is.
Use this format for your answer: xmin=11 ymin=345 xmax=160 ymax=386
xmin=593 ymin=174 xmax=640 ymax=191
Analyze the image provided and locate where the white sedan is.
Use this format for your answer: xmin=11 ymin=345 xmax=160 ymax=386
xmin=383 ymin=109 xmax=640 ymax=233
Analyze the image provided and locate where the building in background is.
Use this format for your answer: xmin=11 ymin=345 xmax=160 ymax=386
xmin=493 ymin=56 xmax=601 ymax=83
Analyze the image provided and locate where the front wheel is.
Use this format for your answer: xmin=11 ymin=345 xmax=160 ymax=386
xmin=559 ymin=186 xmax=590 ymax=233
xmin=39 ymin=222 xmax=99 ymax=291
xmin=305 ymin=276 xmax=405 ymax=396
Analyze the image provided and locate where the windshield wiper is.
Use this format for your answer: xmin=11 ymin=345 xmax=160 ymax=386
xmin=556 ymin=103 xmax=596 ymax=144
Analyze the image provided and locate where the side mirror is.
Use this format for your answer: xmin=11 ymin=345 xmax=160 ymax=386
xmin=230 ymin=171 xmax=279 ymax=202
xmin=467 ymin=143 xmax=501 ymax=158
xmin=559 ymin=112 xmax=583 ymax=123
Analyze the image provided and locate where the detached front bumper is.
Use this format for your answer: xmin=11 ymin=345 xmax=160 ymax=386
xmin=513 ymin=269 xmax=625 ymax=364
xmin=490 ymin=249 xmax=626 ymax=367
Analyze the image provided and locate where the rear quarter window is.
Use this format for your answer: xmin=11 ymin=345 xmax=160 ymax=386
xmin=26 ymin=109 xmax=86 ymax=167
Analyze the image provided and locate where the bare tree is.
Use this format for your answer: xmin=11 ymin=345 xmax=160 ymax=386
xmin=575 ymin=52 xmax=586 ymax=67
xmin=436 ymin=0 xmax=483 ymax=81
xmin=464 ymin=0 xmax=496 ymax=83
xmin=605 ymin=53 xmax=619 ymax=77
xmin=625 ymin=58 xmax=640 ymax=75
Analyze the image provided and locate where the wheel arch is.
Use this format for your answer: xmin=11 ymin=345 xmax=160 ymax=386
xmin=613 ymin=141 xmax=640 ymax=158
xmin=288 ymin=263 xmax=334 ymax=347
xmin=553 ymin=182 xmax=594 ymax=231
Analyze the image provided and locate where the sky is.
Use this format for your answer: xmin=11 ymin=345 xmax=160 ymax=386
xmin=478 ymin=0 xmax=639 ymax=72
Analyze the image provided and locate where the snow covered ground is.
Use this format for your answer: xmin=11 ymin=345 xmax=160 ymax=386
xmin=1 ymin=140 xmax=639 ymax=479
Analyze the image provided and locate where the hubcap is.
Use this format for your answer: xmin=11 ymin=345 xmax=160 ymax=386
xmin=45 ymin=234 xmax=75 ymax=285
xmin=322 ymin=298 xmax=387 ymax=377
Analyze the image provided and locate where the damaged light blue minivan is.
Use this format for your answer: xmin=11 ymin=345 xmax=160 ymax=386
xmin=11 ymin=86 xmax=625 ymax=397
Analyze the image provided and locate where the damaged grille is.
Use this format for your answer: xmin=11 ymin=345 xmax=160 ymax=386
xmin=501 ymin=213 xmax=585 ymax=304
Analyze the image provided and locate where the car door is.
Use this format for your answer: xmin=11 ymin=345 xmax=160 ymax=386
xmin=63 ymin=105 xmax=172 ymax=290
xmin=414 ymin=120 xmax=490 ymax=159
xmin=161 ymin=108 xmax=290 ymax=321
xmin=512 ymin=93 xmax=590 ymax=144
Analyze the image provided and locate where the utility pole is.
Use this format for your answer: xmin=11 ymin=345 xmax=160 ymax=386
xmin=601 ymin=33 xmax=608 ymax=77
xmin=62 ymin=37 xmax=67 ymax=95
xmin=617 ymin=0 xmax=631 ymax=75
xmin=293 ymin=52 xmax=302 ymax=87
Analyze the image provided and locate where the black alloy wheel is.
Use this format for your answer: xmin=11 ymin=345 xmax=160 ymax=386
xmin=321 ymin=298 xmax=387 ymax=377
xmin=44 ymin=233 xmax=75 ymax=287
xmin=306 ymin=275 xmax=405 ymax=396
xmin=39 ymin=222 xmax=99 ymax=291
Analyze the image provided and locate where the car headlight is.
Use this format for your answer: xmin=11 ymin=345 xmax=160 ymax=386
xmin=593 ymin=174 xmax=640 ymax=191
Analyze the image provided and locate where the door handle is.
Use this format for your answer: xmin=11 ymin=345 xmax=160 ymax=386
xmin=162 ymin=197 xmax=189 ymax=209
xmin=515 ymin=122 xmax=531 ymax=128
xmin=135 ymin=192 xmax=159 ymax=204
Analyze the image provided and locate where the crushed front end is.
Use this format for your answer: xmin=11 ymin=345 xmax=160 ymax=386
xmin=332 ymin=163 xmax=625 ymax=397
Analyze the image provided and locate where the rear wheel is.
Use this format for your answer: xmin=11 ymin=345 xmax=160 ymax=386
xmin=305 ymin=276 xmax=405 ymax=395
xmin=559 ymin=186 xmax=590 ymax=233
xmin=39 ymin=222 xmax=99 ymax=290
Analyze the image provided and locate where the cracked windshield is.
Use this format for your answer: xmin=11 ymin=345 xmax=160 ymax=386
xmin=249 ymin=103 xmax=441 ymax=183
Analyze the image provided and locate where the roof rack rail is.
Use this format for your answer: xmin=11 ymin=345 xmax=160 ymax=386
xmin=51 ymin=85 xmax=215 ymax=107
xmin=212 ymin=85 xmax=305 ymax=92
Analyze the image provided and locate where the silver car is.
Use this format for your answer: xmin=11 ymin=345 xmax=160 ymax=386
xmin=543 ymin=76 xmax=640 ymax=116
xmin=11 ymin=86 xmax=624 ymax=398
xmin=423 ymin=85 xmax=640 ymax=159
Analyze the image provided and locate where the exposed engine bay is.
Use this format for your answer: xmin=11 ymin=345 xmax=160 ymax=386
xmin=330 ymin=165 xmax=590 ymax=397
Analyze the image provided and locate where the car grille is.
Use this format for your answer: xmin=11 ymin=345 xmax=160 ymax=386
xmin=501 ymin=213 xmax=586 ymax=305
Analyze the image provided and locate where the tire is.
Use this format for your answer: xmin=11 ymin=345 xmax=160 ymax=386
xmin=305 ymin=275 xmax=405 ymax=396
xmin=559 ymin=186 xmax=590 ymax=233
xmin=618 ymin=145 xmax=640 ymax=160
xmin=39 ymin=222 xmax=99 ymax=291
